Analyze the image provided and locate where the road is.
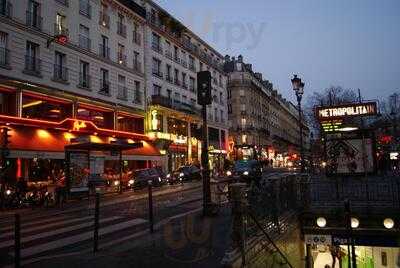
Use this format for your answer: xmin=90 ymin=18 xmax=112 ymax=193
xmin=0 ymin=182 xmax=203 ymax=267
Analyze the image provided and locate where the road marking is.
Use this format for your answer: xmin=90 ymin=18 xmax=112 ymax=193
xmin=0 ymin=216 xmax=94 ymax=239
xmin=10 ymin=218 xmax=147 ymax=258
xmin=0 ymin=216 xmax=121 ymax=249
xmin=0 ymin=214 xmax=74 ymax=233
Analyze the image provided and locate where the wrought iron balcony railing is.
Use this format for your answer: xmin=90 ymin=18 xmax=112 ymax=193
xmin=53 ymin=64 xmax=68 ymax=82
xmin=99 ymin=79 xmax=110 ymax=95
xmin=24 ymin=55 xmax=41 ymax=75
xmin=99 ymin=44 xmax=110 ymax=59
xmin=117 ymin=85 xmax=127 ymax=100
xmin=0 ymin=48 xmax=10 ymax=68
xmin=26 ymin=11 xmax=42 ymax=31
xmin=79 ymin=0 xmax=91 ymax=18
xmin=78 ymin=72 xmax=91 ymax=89
xmin=79 ymin=35 xmax=91 ymax=51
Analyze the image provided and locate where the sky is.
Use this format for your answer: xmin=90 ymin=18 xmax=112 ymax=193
xmin=153 ymin=0 xmax=400 ymax=104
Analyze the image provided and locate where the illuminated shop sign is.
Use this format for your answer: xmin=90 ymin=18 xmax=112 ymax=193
xmin=317 ymin=102 xmax=377 ymax=120
xmin=147 ymin=131 xmax=188 ymax=144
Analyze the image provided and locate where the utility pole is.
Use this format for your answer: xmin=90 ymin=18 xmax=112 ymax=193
xmin=197 ymin=71 xmax=212 ymax=216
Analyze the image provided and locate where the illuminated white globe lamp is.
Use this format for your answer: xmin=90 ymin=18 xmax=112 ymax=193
xmin=316 ymin=217 xmax=327 ymax=228
xmin=383 ymin=218 xmax=395 ymax=229
xmin=351 ymin=217 xmax=360 ymax=228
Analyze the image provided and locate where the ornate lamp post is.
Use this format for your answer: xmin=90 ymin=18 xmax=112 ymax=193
xmin=291 ymin=75 xmax=305 ymax=173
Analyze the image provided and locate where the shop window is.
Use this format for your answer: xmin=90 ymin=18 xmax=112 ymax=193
xmin=0 ymin=90 xmax=17 ymax=116
xmin=381 ymin=252 xmax=387 ymax=266
xmin=76 ymin=105 xmax=113 ymax=129
xmin=167 ymin=117 xmax=187 ymax=136
xmin=117 ymin=114 xmax=144 ymax=134
xmin=150 ymin=110 xmax=163 ymax=132
xmin=27 ymin=158 xmax=65 ymax=183
xmin=22 ymin=94 xmax=72 ymax=121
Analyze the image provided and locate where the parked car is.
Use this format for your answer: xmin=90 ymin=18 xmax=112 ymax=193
xmin=167 ymin=165 xmax=202 ymax=184
xmin=226 ymin=160 xmax=262 ymax=182
xmin=126 ymin=167 xmax=166 ymax=189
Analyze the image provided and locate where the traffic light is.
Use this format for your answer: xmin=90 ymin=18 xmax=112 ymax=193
xmin=197 ymin=71 xmax=212 ymax=105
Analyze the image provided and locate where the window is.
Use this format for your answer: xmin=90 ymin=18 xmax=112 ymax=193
xmin=182 ymin=73 xmax=187 ymax=88
xmin=54 ymin=51 xmax=67 ymax=81
xmin=153 ymin=84 xmax=161 ymax=96
xmin=117 ymin=75 xmax=127 ymax=100
xmin=182 ymin=95 xmax=187 ymax=104
xmin=167 ymin=89 xmax=172 ymax=99
xmin=0 ymin=32 xmax=9 ymax=67
xmin=22 ymin=94 xmax=72 ymax=121
xmin=133 ymin=51 xmax=140 ymax=71
xmin=152 ymin=58 xmax=162 ymax=77
xmin=132 ymin=22 xmax=140 ymax=45
xmin=27 ymin=1 xmax=42 ymax=30
xmin=174 ymin=69 xmax=179 ymax=85
xmin=100 ymin=35 xmax=109 ymax=59
xmin=117 ymin=44 xmax=126 ymax=66
xmin=79 ymin=0 xmax=91 ymax=18
xmin=166 ymin=64 xmax=171 ymax=81
xmin=189 ymin=77 xmax=195 ymax=92
xmin=381 ymin=252 xmax=387 ymax=266
xmin=25 ymin=41 xmax=40 ymax=74
xmin=55 ymin=13 xmax=67 ymax=36
xmin=189 ymin=55 xmax=195 ymax=71
xmin=77 ymin=105 xmax=113 ymax=129
xmin=220 ymin=110 xmax=224 ymax=122
xmin=134 ymin=81 xmax=141 ymax=104
xmin=99 ymin=3 xmax=110 ymax=28
xmin=117 ymin=114 xmax=144 ymax=133
xmin=241 ymin=104 xmax=246 ymax=111
xmin=241 ymin=118 xmax=246 ymax=128
xmin=174 ymin=46 xmax=179 ymax=61
xmin=220 ymin=92 xmax=223 ymax=104
xmin=99 ymin=68 xmax=110 ymax=95
xmin=214 ymin=108 xmax=218 ymax=122
xmin=174 ymin=92 xmax=180 ymax=103
xmin=152 ymin=32 xmax=161 ymax=52
xmin=117 ymin=13 xmax=126 ymax=37
xmin=239 ymin=89 xmax=245 ymax=97
xmin=199 ymin=62 xmax=203 ymax=71
xmin=79 ymin=60 xmax=90 ymax=88
xmin=79 ymin=24 xmax=90 ymax=50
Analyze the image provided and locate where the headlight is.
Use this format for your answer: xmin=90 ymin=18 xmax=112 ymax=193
xmin=45 ymin=191 xmax=49 ymax=196
xmin=6 ymin=189 xmax=11 ymax=196
xmin=158 ymin=177 xmax=162 ymax=182
xmin=226 ymin=170 xmax=232 ymax=176
xmin=179 ymin=177 xmax=183 ymax=181
xmin=243 ymin=171 xmax=249 ymax=176
xmin=166 ymin=174 xmax=171 ymax=178
xmin=114 ymin=181 xmax=120 ymax=186
xmin=128 ymin=179 xmax=134 ymax=185
xmin=179 ymin=172 xmax=184 ymax=178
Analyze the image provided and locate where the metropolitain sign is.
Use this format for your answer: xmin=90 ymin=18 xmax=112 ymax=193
xmin=316 ymin=102 xmax=377 ymax=120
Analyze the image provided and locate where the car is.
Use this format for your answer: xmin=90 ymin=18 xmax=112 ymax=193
xmin=168 ymin=165 xmax=202 ymax=184
xmin=226 ymin=160 xmax=262 ymax=182
xmin=126 ymin=167 xmax=166 ymax=189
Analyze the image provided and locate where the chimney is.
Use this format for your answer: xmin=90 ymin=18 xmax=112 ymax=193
xmin=238 ymin=55 xmax=243 ymax=63
xmin=254 ymin=72 xmax=262 ymax=80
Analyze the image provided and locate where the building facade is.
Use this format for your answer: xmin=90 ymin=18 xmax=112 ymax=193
xmin=0 ymin=0 xmax=163 ymax=189
xmin=142 ymin=0 xmax=229 ymax=172
xmin=225 ymin=55 xmax=310 ymax=167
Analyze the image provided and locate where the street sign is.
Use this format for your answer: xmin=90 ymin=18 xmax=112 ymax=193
xmin=197 ymin=71 xmax=212 ymax=105
xmin=304 ymin=234 xmax=332 ymax=246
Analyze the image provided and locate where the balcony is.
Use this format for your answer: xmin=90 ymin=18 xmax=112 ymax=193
xmin=132 ymin=32 xmax=141 ymax=46
xmin=79 ymin=0 xmax=91 ymax=18
xmin=99 ymin=44 xmax=110 ymax=59
xmin=117 ymin=85 xmax=127 ymax=100
xmin=165 ymin=50 xmax=172 ymax=60
xmin=133 ymin=60 xmax=142 ymax=73
xmin=55 ymin=0 xmax=68 ymax=6
xmin=0 ymin=48 xmax=10 ymax=68
xmin=78 ymin=73 xmax=91 ymax=89
xmin=117 ymin=22 xmax=127 ymax=38
xmin=99 ymin=11 xmax=110 ymax=28
xmin=53 ymin=64 xmax=68 ymax=82
xmin=54 ymin=23 xmax=69 ymax=37
xmin=26 ymin=11 xmax=42 ymax=31
xmin=99 ymin=79 xmax=110 ymax=95
xmin=152 ymin=69 xmax=163 ymax=79
xmin=181 ymin=60 xmax=187 ymax=68
xmin=174 ymin=78 xmax=181 ymax=86
xmin=117 ymin=53 xmax=127 ymax=66
xmin=151 ymin=43 xmax=163 ymax=54
xmin=151 ymin=94 xmax=172 ymax=108
xmin=24 ymin=55 xmax=41 ymax=76
xmin=0 ymin=1 xmax=12 ymax=18
xmin=79 ymin=35 xmax=91 ymax=51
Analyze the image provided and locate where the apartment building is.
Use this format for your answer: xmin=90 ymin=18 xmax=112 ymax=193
xmin=224 ymin=55 xmax=310 ymax=167
xmin=0 ymin=0 xmax=162 ymax=187
xmin=142 ymin=0 xmax=229 ymax=172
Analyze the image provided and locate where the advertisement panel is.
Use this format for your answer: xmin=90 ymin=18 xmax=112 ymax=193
xmin=69 ymin=152 xmax=89 ymax=191
xmin=326 ymin=138 xmax=374 ymax=175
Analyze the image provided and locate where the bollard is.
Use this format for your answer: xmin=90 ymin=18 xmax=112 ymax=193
xmin=93 ymin=192 xmax=100 ymax=253
xmin=14 ymin=213 xmax=20 ymax=268
xmin=148 ymin=180 xmax=154 ymax=233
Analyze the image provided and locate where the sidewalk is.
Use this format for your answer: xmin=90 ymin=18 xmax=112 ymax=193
xmin=24 ymin=204 xmax=232 ymax=268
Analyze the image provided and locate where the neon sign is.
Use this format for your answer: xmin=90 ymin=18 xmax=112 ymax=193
xmin=73 ymin=120 xmax=87 ymax=131
xmin=317 ymin=102 xmax=377 ymax=120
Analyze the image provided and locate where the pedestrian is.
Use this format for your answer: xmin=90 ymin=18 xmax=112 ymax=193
xmin=55 ymin=173 xmax=66 ymax=208
xmin=16 ymin=177 xmax=28 ymax=201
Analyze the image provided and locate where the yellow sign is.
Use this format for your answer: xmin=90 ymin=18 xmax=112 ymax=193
xmin=73 ymin=120 xmax=87 ymax=131
xmin=317 ymin=102 xmax=377 ymax=120
xmin=148 ymin=132 xmax=188 ymax=144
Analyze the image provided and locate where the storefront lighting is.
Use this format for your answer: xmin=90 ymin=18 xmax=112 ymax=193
xmin=316 ymin=217 xmax=327 ymax=228
xmin=77 ymin=108 xmax=86 ymax=113
xmin=114 ymin=181 xmax=120 ymax=186
xmin=351 ymin=217 xmax=360 ymax=228
xmin=383 ymin=218 xmax=395 ymax=229
xmin=94 ymin=116 xmax=104 ymax=120
xmin=179 ymin=172 xmax=184 ymax=177
xmin=6 ymin=189 xmax=11 ymax=196
xmin=338 ymin=127 xmax=358 ymax=132
xmin=321 ymin=161 xmax=327 ymax=167
xmin=37 ymin=129 xmax=50 ymax=139
xmin=49 ymin=109 xmax=61 ymax=113
xmin=226 ymin=170 xmax=232 ymax=176
xmin=243 ymin=171 xmax=249 ymax=176
xmin=159 ymin=149 xmax=167 ymax=155
xmin=93 ymin=132 xmax=98 ymax=136
xmin=128 ymin=179 xmax=134 ymax=186
xmin=23 ymin=100 xmax=43 ymax=109
xmin=63 ymin=132 xmax=75 ymax=141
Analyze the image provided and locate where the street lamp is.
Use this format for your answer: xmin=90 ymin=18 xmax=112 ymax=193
xmin=291 ymin=75 xmax=305 ymax=173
